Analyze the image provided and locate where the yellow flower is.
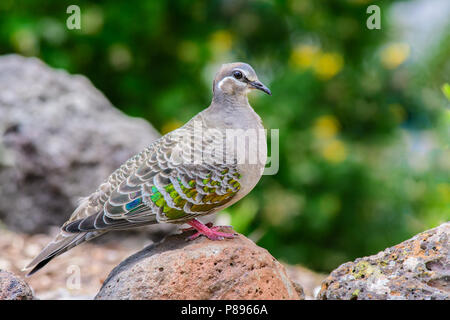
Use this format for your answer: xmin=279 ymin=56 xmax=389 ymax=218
xmin=290 ymin=45 xmax=344 ymax=80
xmin=290 ymin=44 xmax=320 ymax=69
xmin=313 ymin=115 xmax=340 ymax=139
xmin=209 ymin=30 xmax=233 ymax=54
xmin=321 ymin=139 xmax=347 ymax=163
xmin=313 ymin=52 xmax=344 ymax=80
xmin=381 ymin=43 xmax=410 ymax=69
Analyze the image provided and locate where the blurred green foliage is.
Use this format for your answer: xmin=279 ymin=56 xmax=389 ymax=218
xmin=1 ymin=0 xmax=448 ymax=272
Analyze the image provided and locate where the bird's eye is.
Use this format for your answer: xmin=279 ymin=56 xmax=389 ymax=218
xmin=233 ymin=71 xmax=243 ymax=80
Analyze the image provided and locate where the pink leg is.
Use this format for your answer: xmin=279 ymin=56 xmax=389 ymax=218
xmin=185 ymin=218 xmax=236 ymax=241
xmin=180 ymin=222 xmax=213 ymax=232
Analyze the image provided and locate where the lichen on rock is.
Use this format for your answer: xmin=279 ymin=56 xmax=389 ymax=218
xmin=319 ymin=222 xmax=449 ymax=300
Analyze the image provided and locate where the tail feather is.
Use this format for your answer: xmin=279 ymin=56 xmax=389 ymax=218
xmin=24 ymin=231 xmax=102 ymax=276
xmin=26 ymin=253 xmax=59 ymax=276
xmin=24 ymin=196 xmax=159 ymax=275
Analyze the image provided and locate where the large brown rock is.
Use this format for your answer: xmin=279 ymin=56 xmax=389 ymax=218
xmin=95 ymin=229 xmax=302 ymax=300
xmin=0 ymin=54 xmax=165 ymax=234
xmin=0 ymin=269 xmax=34 ymax=300
xmin=319 ymin=222 xmax=449 ymax=300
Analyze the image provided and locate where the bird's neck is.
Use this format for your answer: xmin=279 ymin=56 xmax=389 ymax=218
xmin=202 ymin=95 xmax=263 ymax=131
xmin=212 ymin=92 xmax=249 ymax=107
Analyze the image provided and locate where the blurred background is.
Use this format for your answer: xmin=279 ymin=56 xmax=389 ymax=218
xmin=0 ymin=0 xmax=449 ymax=274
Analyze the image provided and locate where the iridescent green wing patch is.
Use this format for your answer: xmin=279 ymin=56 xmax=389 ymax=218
xmin=145 ymin=167 xmax=242 ymax=222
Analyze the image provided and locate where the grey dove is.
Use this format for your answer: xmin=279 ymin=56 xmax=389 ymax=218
xmin=25 ymin=62 xmax=271 ymax=276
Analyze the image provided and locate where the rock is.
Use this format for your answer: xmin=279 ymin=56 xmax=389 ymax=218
xmin=95 ymin=229 xmax=302 ymax=300
xmin=0 ymin=269 xmax=34 ymax=300
xmin=319 ymin=222 xmax=450 ymax=300
xmin=284 ymin=264 xmax=327 ymax=300
xmin=0 ymin=54 xmax=163 ymax=234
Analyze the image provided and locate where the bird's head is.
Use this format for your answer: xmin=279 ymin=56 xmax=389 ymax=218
xmin=212 ymin=62 xmax=271 ymax=100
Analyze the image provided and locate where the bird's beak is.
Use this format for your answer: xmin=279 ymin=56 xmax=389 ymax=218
xmin=249 ymin=81 xmax=272 ymax=95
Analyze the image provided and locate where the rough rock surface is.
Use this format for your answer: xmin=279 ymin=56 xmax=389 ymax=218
xmin=95 ymin=229 xmax=302 ymax=300
xmin=319 ymin=222 xmax=450 ymax=300
xmin=0 ymin=269 xmax=34 ymax=300
xmin=0 ymin=54 xmax=163 ymax=233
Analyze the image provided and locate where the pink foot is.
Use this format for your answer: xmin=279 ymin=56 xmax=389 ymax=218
xmin=185 ymin=218 xmax=236 ymax=241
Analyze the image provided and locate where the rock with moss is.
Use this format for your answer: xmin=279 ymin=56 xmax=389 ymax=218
xmin=319 ymin=222 xmax=449 ymax=300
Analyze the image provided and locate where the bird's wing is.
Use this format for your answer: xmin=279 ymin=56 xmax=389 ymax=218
xmin=62 ymin=118 xmax=243 ymax=233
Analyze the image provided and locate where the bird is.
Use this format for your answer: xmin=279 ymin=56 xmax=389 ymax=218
xmin=24 ymin=62 xmax=271 ymax=276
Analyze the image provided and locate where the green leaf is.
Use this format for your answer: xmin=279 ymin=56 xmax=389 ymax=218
xmin=442 ymin=83 xmax=450 ymax=101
